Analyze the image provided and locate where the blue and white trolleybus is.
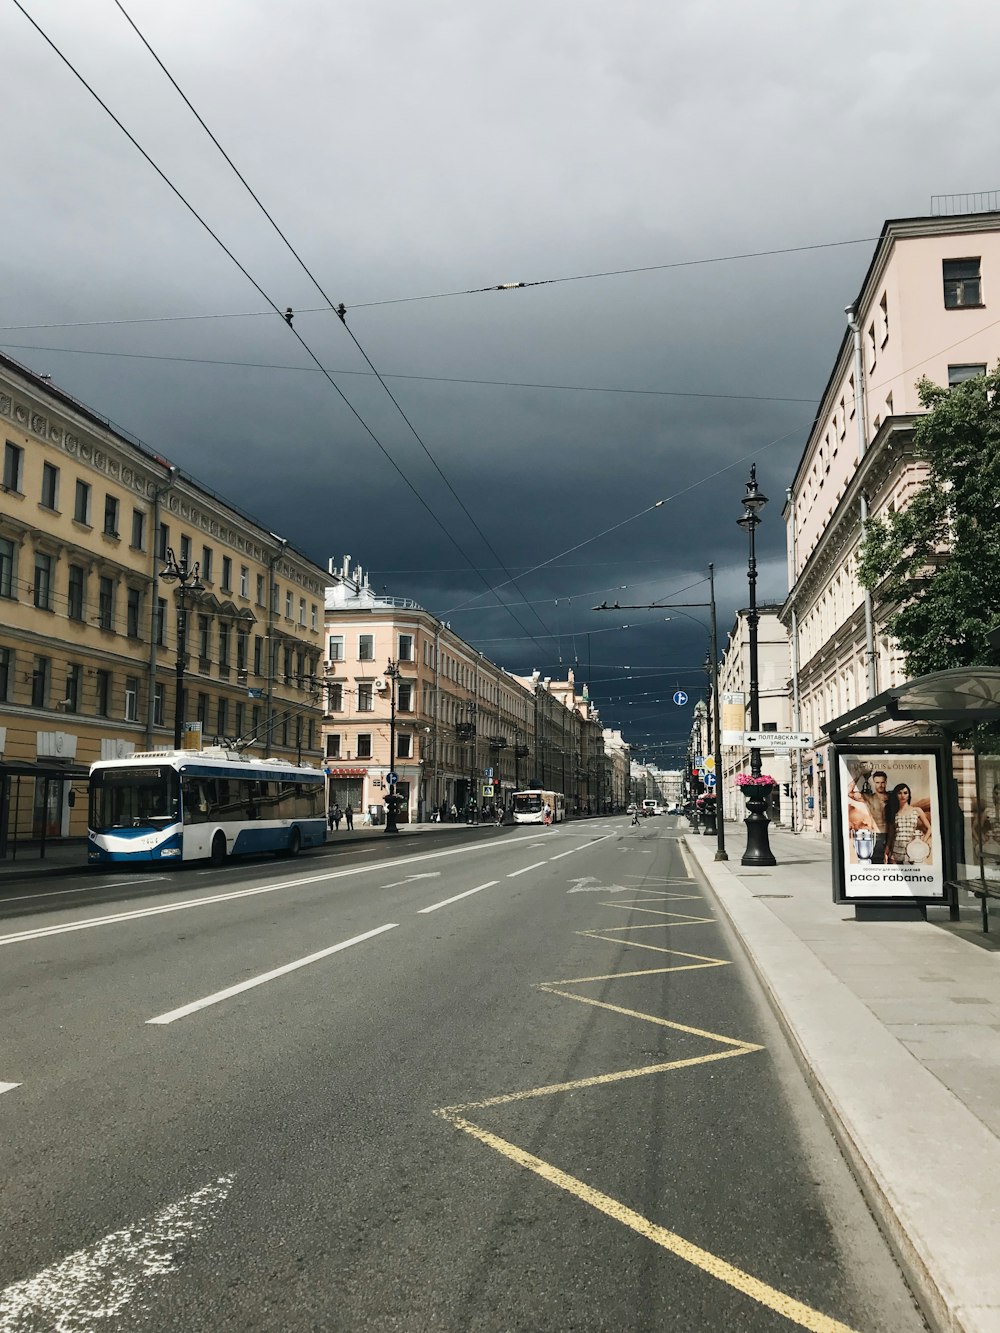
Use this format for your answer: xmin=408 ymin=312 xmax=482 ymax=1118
xmin=88 ymin=748 xmax=327 ymax=865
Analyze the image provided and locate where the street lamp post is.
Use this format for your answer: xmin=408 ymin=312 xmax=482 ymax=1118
xmin=384 ymin=659 xmax=399 ymax=834
xmin=737 ymin=465 xmax=776 ymax=867
xmin=158 ymin=548 xmax=204 ymax=749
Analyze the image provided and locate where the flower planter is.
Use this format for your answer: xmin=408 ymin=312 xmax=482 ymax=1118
xmin=740 ymin=782 xmax=777 ymax=867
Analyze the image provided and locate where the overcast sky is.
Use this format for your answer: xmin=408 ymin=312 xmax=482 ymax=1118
xmin=4 ymin=0 xmax=999 ymax=765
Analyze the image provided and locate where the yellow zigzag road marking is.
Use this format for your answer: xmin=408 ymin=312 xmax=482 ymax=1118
xmin=536 ymin=986 xmax=762 ymax=1048
xmin=601 ymin=902 xmax=714 ymax=921
xmin=578 ymin=929 xmax=722 ymax=954
xmin=434 ymin=1110 xmax=860 ymax=1333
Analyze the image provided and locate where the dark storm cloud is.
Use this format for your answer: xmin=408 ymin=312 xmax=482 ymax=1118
xmin=5 ymin=0 xmax=1000 ymax=756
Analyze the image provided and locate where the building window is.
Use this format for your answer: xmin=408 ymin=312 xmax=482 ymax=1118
xmin=879 ymin=291 xmax=889 ymax=345
xmin=98 ymin=576 xmax=115 ymax=631
xmin=104 ymin=494 xmax=120 ymax=538
xmin=221 ymin=556 xmax=232 ymax=592
xmin=325 ymin=734 xmax=341 ymax=759
xmin=202 ymin=546 xmax=213 ymax=583
xmin=358 ymin=683 xmax=373 ymax=711
xmin=33 ymin=552 xmax=53 ymax=610
xmin=3 ymin=442 xmax=24 ymax=492
xmin=217 ymin=698 xmax=228 ymax=736
xmin=199 ymin=615 xmax=211 ymax=667
xmin=31 ymin=656 xmax=50 ymax=709
xmin=180 ymin=534 xmax=192 ymax=567
xmin=64 ymin=664 xmax=81 ymax=714
xmin=298 ymin=597 xmax=306 ymax=626
xmin=0 ymin=647 xmax=11 ymax=702
xmin=236 ymin=631 xmax=248 ymax=674
xmin=396 ymin=733 xmax=412 ymax=758
xmin=0 ymin=538 xmax=15 ymax=599
xmin=943 ymin=257 xmax=982 ymax=308
xmin=397 ymin=681 xmax=413 ymax=712
xmin=256 ymin=573 xmax=265 ymax=606
xmin=311 ymin=603 xmax=318 ymax=631
xmin=327 ymin=682 xmax=343 ymax=712
xmin=252 ymin=704 xmax=261 ymax=738
xmin=127 ymin=587 xmax=142 ymax=638
xmin=154 ymin=682 xmax=166 ymax=727
xmin=124 ymin=676 xmax=139 ymax=722
xmin=240 ymin=566 xmax=249 ymax=598
xmin=358 ymin=633 xmax=374 ymax=661
xmin=357 ymin=733 xmax=372 ymax=759
xmin=281 ymin=718 xmax=289 ymax=747
xmin=67 ymin=564 xmax=85 ymax=620
xmin=96 ymin=669 xmax=111 ymax=716
xmin=156 ymin=522 xmax=169 ymax=560
xmin=254 ymin=634 xmax=263 ymax=675
xmin=948 ymin=363 xmax=987 ymax=387
xmin=285 ymin=590 xmax=293 ymax=620
xmin=41 ymin=462 xmax=59 ymax=509
xmin=328 ymin=635 xmax=344 ymax=662
xmin=398 ymin=633 xmax=414 ymax=662
xmin=234 ymin=702 xmax=245 ymax=739
xmin=219 ymin=623 xmax=231 ymax=674
xmin=155 ymin=597 xmax=167 ymax=646
xmin=283 ymin=646 xmax=293 ymax=685
xmin=131 ymin=508 xmax=146 ymax=550
xmin=197 ymin=693 xmax=209 ymax=726
xmin=75 ymin=479 xmax=92 ymax=525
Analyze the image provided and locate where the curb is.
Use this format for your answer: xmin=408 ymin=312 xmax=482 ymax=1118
xmin=683 ymin=834 xmax=1000 ymax=1333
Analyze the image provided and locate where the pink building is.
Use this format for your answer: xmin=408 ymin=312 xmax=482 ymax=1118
xmin=783 ymin=209 xmax=1000 ymax=832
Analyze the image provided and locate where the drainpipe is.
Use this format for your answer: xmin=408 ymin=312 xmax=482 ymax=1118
xmin=846 ymin=305 xmax=879 ymax=715
xmin=145 ymin=466 xmax=177 ymax=748
xmin=786 ymin=487 xmax=803 ymax=835
xmin=265 ymin=534 xmax=288 ymax=757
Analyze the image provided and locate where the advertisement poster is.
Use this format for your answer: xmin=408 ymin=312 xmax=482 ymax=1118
xmin=837 ymin=750 xmax=945 ymax=900
xmin=968 ymin=753 xmax=1000 ymax=882
xmin=721 ymin=692 xmax=746 ymax=746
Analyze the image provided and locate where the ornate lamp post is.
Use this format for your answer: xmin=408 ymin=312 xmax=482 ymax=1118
xmin=737 ymin=465 xmax=776 ymax=867
xmin=384 ymin=659 xmax=400 ymax=834
xmin=158 ymin=548 xmax=204 ymax=749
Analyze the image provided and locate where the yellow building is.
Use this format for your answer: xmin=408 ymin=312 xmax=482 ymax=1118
xmin=0 ymin=353 xmax=326 ymax=854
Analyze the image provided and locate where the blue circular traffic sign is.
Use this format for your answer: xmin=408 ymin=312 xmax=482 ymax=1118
xmin=387 ymin=772 xmax=399 ymax=786
xmin=672 ymin=690 xmax=689 ymax=706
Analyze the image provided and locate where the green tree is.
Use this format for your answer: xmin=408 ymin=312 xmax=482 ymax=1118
xmin=857 ymin=368 xmax=1000 ymax=677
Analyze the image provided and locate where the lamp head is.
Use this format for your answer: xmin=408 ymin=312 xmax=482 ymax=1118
xmin=742 ymin=464 xmax=768 ymax=515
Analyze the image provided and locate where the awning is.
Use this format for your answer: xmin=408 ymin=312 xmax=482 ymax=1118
xmin=325 ymin=767 xmax=368 ymax=777
xmin=822 ymin=668 xmax=1000 ymax=741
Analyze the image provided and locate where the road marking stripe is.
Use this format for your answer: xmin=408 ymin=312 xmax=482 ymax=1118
xmin=539 ymin=986 xmax=760 ymax=1048
xmin=578 ymin=929 xmax=730 ymax=961
xmin=0 ymin=877 xmax=166 ymax=904
xmin=548 ymin=833 xmax=614 ymax=860
xmin=435 ymin=1113 xmax=858 ymax=1333
xmin=0 ymin=1081 xmax=20 ymax=1096
xmin=601 ymin=903 xmax=713 ymax=921
xmin=146 ymin=924 xmax=397 ymax=1024
xmin=507 ymin=861 xmax=547 ymax=877
xmin=417 ymin=881 xmax=498 ymax=914
xmin=0 ymin=1174 xmax=234 ymax=1328
xmin=0 ymin=839 xmax=534 ymax=948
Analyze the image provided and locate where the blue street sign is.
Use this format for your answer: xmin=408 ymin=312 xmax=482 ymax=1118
xmin=694 ymin=754 xmax=705 ymax=768
xmin=484 ymin=767 xmax=494 ymax=778
xmin=387 ymin=772 xmax=398 ymax=786
xmin=673 ymin=690 xmax=689 ymax=706
xmin=703 ymin=771 xmax=717 ymax=788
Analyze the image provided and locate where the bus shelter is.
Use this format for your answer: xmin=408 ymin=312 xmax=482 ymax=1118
xmin=0 ymin=758 xmax=90 ymax=861
xmin=821 ymin=667 xmax=1000 ymax=922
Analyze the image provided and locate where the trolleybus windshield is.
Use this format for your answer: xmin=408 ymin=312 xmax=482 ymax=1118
xmin=513 ymin=793 xmax=542 ymax=814
xmin=89 ymin=766 xmax=179 ymax=831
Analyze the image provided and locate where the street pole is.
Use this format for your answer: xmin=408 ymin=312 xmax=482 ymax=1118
xmin=385 ymin=659 xmax=399 ymax=834
xmin=708 ymin=563 xmax=728 ymax=861
xmin=158 ymin=549 xmax=204 ymax=750
xmin=737 ymin=466 xmax=776 ymax=867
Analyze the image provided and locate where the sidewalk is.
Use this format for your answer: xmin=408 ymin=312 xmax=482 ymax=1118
xmin=0 ymin=820 xmax=481 ymax=886
xmin=685 ymin=823 xmax=1000 ymax=1333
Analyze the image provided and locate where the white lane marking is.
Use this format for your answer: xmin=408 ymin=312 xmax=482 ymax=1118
xmin=548 ymin=833 xmax=614 ymax=861
xmin=679 ymin=842 xmax=697 ymax=880
xmin=507 ymin=861 xmax=548 ymax=878
xmin=0 ymin=1173 xmax=233 ymax=1329
xmin=381 ymin=871 xmax=441 ymax=889
xmin=146 ymin=923 xmax=398 ymax=1024
xmin=0 ymin=1081 xmax=20 ymax=1096
xmin=0 ymin=877 xmax=167 ymax=905
xmin=418 ymin=881 xmax=498 ymax=914
xmin=567 ymin=877 xmax=630 ymax=893
xmin=0 ymin=837 xmax=540 ymax=950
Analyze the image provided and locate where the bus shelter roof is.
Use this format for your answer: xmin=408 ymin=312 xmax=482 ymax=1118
xmin=822 ymin=668 xmax=1000 ymax=741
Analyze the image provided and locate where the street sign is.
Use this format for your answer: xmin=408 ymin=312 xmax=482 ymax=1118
xmin=482 ymin=783 xmax=495 ymax=798
xmin=673 ymin=690 xmax=689 ymax=706
xmin=484 ymin=767 xmax=494 ymax=778
xmin=704 ymin=756 xmax=715 ymax=771
xmin=703 ymin=771 xmax=717 ymax=788
xmin=744 ymin=731 xmax=811 ymax=747
xmin=387 ymin=771 xmax=399 ymax=785
xmin=694 ymin=754 xmax=704 ymax=768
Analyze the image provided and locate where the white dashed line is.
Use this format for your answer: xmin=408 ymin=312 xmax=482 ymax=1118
xmin=507 ymin=862 xmax=548 ymax=878
xmin=0 ymin=1081 xmax=20 ymax=1096
xmin=417 ymin=881 xmax=499 ymax=913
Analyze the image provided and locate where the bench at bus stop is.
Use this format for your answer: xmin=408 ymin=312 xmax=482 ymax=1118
xmin=946 ymin=877 xmax=1000 ymax=933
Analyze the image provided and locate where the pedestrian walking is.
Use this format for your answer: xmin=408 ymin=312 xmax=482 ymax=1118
xmin=344 ymin=803 xmax=353 ymax=830
xmin=631 ymin=807 xmax=640 ymax=826
xmin=450 ymin=803 xmax=458 ymax=822
xmin=329 ymin=803 xmax=342 ymax=831
xmin=543 ymin=802 xmax=552 ymax=826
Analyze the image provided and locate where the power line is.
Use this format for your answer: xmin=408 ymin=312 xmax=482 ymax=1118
xmin=0 ymin=341 xmax=816 ymax=406
xmin=12 ymin=0 xmax=553 ymax=658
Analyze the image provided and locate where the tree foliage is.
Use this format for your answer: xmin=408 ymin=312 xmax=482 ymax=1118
xmin=857 ymin=368 xmax=1000 ymax=677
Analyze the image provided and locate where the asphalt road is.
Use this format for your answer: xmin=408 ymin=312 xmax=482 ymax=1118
xmin=0 ymin=819 xmax=928 ymax=1332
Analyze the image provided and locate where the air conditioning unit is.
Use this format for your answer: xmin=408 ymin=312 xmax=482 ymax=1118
xmin=323 ymin=660 xmax=334 ymax=672
xmin=373 ymin=677 xmax=387 ymax=692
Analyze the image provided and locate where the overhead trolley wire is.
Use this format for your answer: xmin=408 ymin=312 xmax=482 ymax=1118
xmin=12 ymin=0 xmax=552 ymax=657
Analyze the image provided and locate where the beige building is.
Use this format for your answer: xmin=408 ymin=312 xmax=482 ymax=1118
xmin=782 ymin=208 xmax=1000 ymax=833
xmin=322 ymin=559 xmax=610 ymax=820
xmin=0 ymin=353 xmax=325 ymax=854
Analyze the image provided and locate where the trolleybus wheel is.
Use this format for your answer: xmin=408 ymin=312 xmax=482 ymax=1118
xmin=210 ymin=831 xmax=227 ymax=866
xmin=285 ymin=827 xmax=301 ymax=858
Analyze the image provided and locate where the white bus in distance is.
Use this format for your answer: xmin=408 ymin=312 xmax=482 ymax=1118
xmin=88 ymin=748 xmax=327 ymax=866
xmin=511 ymin=790 xmax=566 ymax=824
xmin=642 ymin=799 xmax=663 ymax=816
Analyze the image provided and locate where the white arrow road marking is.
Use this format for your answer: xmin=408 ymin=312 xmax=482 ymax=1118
xmin=567 ymin=877 xmax=631 ymax=893
xmin=0 ymin=1173 xmax=234 ymax=1331
xmin=0 ymin=1082 xmax=19 ymax=1096
xmin=381 ymin=872 xmax=441 ymax=889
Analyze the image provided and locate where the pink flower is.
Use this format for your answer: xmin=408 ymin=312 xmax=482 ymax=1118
xmin=735 ymin=773 xmax=776 ymax=787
